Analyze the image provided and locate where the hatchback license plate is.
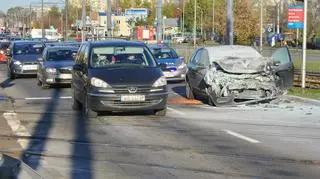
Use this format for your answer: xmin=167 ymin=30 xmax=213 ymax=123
xmin=23 ymin=65 xmax=37 ymax=70
xmin=121 ymin=95 xmax=145 ymax=102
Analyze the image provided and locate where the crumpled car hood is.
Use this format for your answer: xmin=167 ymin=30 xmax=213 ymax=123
xmin=214 ymin=57 xmax=274 ymax=74
xmin=204 ymin=56 xmax=281 ymax=105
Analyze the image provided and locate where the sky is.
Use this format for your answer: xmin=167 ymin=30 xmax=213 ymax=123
xmin=1 ymin=0 xmax=29 ymax=13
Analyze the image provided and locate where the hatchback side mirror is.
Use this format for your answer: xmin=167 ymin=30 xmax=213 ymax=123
xmin=73 ymin=64 xmax=83 ymax=71
xmin=6 ymin=49 xmax=12 ymax=57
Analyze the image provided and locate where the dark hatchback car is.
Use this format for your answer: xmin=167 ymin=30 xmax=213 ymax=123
xmin=72 ymin=41 xmax=168 ymax=118
xmin=6 ymin=41 xmax=45 ymax=79
xmin=149 ymin=44 xmax=187 ymax=81
xmin=37 ymin=46 xmax=78 ymax=88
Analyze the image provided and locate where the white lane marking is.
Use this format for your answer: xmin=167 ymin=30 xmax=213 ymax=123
xmin=167 ymin=107 xmax=185 ymax=115
xmin=224 ymin=129 xmax=260 ymax=144
xmin=24 ymin=96 xmax=72 ymax=100
xmin=3 ymin=112 xmax=31 ymax=149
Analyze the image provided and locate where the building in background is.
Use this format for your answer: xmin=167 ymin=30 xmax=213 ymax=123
xmin=98 ymin=12 xmax=130 ymax=37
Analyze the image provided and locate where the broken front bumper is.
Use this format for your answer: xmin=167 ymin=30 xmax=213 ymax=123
xmin=204 ymin=70 xmax=281 ymax=105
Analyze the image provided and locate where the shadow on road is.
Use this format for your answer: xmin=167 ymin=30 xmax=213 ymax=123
xmin=171 ymin=84 xmax=186 ymax=98
xmin=71 ymin=112 xmax=93 ymax=179
xmin=20 ymin=89 xmax=61 ymax=170
xmin=0 ymin=78 xmax=15 ymax=89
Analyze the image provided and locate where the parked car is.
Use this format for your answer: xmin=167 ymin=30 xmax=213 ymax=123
xmin=37 ymin=46 xmax=77 ymax=88
xmin=72 ymin=40 xmax=168 ymax=118
xmin=7 ymin=41 xmax=45 ymax=79
xmin=185 ymin=45 xmax=294 ymax=106
xmin=149 ymin=44 xmax=187 ymax=81
xmin=0 ymin=41 xmax=10 ymax=62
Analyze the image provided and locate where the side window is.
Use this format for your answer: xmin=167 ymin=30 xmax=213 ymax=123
xmin=76 ymin=45 xmax=86 ymax=64
xmin=42 ymin=48 xmax=47 ymax=60
xmin=83 ymin=45 xmax=89 ymax=65
xmin=198 ymin=49 xmax=209 ymax=67
xmin=271 ymin=47 xmax=291 ymax=65
xmin=193 ymin=49 xmax=203 ymax=65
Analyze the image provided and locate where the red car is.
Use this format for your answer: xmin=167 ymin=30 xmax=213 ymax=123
xmin=0 ymin=41 xmax=10 ymax=62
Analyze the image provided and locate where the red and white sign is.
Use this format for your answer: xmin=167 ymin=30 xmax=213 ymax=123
xmin=288 ymin=7 xmax=304 ymax=22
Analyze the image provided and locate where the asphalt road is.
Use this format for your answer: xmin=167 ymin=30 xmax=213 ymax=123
xmin=1 ymin=63 xmax=320 ymax=179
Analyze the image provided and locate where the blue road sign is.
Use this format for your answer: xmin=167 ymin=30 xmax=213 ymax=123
xmin=288 ymin=22 xmax=303 ymax=29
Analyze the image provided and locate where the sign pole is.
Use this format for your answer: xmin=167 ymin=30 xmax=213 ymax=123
xmin=302 ymin=1 xmax=307 ymax=88
xmin=296 ymin=28 xmax=299 ymax=52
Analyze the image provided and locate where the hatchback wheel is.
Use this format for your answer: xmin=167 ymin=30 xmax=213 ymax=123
xmin=186 ymin=81 xmax=195 ymax=99
xmin=154 ymin=108 xmax=167 ymax=116
xmin=82 ymin=94 xmax=98 ymax=118
xmin=41 ymin=80 xmax=50 ymax=89
xmin=37 ymin=76 xmax=42 ymax=86
xmin=7 ymin=69 xmax=16 ymax=79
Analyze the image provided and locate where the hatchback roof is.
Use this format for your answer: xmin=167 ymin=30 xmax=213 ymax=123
xmin=88 ymin=40 xmax=146 ymax=47
xmin=45 ymin=46 xmax=78 ymax=50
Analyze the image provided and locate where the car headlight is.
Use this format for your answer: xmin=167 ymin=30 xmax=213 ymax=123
xmin=46 ymin=68 xmax=57 ymax=73
xmin=13 ymin=61 xmax=22 ymax=65
xmin=177 ymin=63 xmax=186 ymax=70
xmin=0 ymin=50 xmax=4 ymax=54
xmin=91 ymin=77 xmax=110 ymax=88
xmin=152 ymin=76 xmax=167 ymax=87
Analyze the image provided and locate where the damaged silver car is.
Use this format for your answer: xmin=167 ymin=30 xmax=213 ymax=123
xmin=185 ymin=45 xmax=294 ymax=106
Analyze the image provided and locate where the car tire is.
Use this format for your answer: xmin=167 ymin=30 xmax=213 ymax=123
xmin=185 ymin=81 xmax=195 ymax=99
xmin=154 ymin=108 xmax=167 ymax=116
xmin=8 ymin=69 xmax=16 ymax=79
xmin=37 ymin=76 xmax=42 ymax=86
xmin=82 ymin=94 xmax=98 ymax=118
xmin=41 ymin=79 xmax=50 ymax=89
xmin=72 ymin=90 xmax=81 ymax=110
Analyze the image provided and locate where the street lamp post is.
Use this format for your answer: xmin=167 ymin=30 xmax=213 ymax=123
xmin=81 ymin=0 xmax=86 ymax=42
xmin=65 ymin=0 xmax=68 ymax=41
xmin=260 ymin=0 xmax=264 ymax=53
xmin=41 ymin=0 xmax=45 ymax=39
xmin=302 ymin=0 xmax=308 ymax=88
xmin=226 ymin=0 xmax=234 ymax=45
xmin=176 ymin=8 xmax=183 ymax=36
xmin=193 ymin=0 xmax=197 ymax=48
xmin=212 ymin=0 xmax=215 ymax=39
xmin=182 ymin=0 xmax=185 ymax=37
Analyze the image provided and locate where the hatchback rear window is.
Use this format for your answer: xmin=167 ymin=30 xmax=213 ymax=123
xmin=14 ymin=43 xmax=44 ymax=55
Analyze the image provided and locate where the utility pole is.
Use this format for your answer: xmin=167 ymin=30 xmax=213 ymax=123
xmin=200 ymin=9 xmax=203 ymax=37
xmin=41 ymin=0 xmax=45 ymax=38
xmin=182 ymin=0 xmax=185 ymax=37
xmin=212 ymin=0 xmax=215 ymax=38
xmin=226 ymin=0 xmax=233 ymax=45
xmin=193 ymin=0 xmax=197 ymax=48
xmin=301 ymin=0 xmax=307 ymax=88
xmin=81 ymin=0 xmax=86 ymax=42
xmin=276 ymin=0 xmax=281 ymax=34
xmin=156 ymin=0 xmax=163 ymax=41
xmin=65 ymin=0 xmax=68 ymax=41
xmin=260 ymin=0 xmax=263 ymax=53
xmin=106 ymin=0 xmax=112 ymax=37
xmin=29 ymin=4 xmax=32 ymax=32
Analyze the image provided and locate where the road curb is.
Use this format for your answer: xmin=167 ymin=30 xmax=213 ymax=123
xmin=284 ymin=95 xmax=320 ymax=106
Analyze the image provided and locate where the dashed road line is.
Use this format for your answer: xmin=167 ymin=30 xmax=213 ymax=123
xmin=224 ymin=129 xmax=260 ymax=144
xmin=167 ymin=107 xmax=185 ymax=115
xmin=24 ymin=96 xmax=72 ymax=100
xmin=3 ymin=112 xmax=31 ymax=149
